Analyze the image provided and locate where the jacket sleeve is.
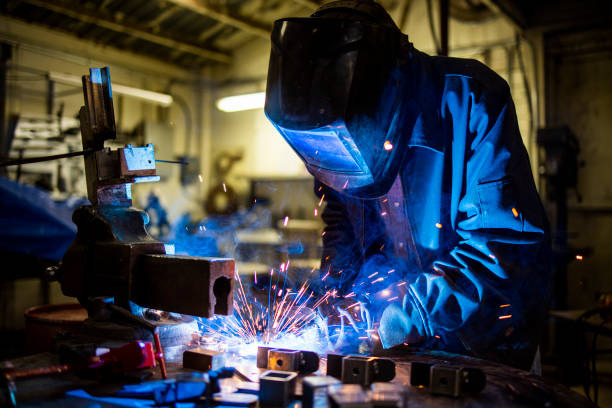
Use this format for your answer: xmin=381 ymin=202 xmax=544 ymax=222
xmin=315 ymin=180 xmax=393 ymax=294
xmin=385 ymin=73 xmax=551 ymax=360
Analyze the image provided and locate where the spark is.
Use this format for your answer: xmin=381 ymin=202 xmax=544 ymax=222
xmin=488 ymin=254 xmax=496 ymax=259
xmin=576 ymin=254 xmax=583 ymax=261
xmin=380 ymin=289 xmax=391 ymax=297
xmin=222 ymin=183 xmax=227 ymax=192
xmin=512 ymin=207 xmax=519 ymax=217
xmin=388 ymin=296 xmax=398 ymax=302
xmin=283 ymin=216 xmax=289 ymax=226
xmin=435 ymin=223 xmax=442 ymax=229
xmin=371 ymin=277 xmax=385 ymax=284
xmin=342 ymin=179 xmax=349 ymax=189
xmin=198 ymin=271 xmax=334 ymax=349
xmin=314 ymin=209 xmax=318 ymax=216
xmin=499 ymin=304 xmax=511 ymax=308
xmin=318 ymin=194 xmax=325 ymax=207
xmin=388 ymin=269 xmax=395 ymax=274
xmin=368 ymin=272 xmax=378 ymax=279
xmin=381 ymin=211 xmax=388 ymax=216
xmin=383 ymin=141 xmax=393 ymax=151
xmin=198 ymin=174 xmax=203 ymax=183
xmin=498 ymin=315 xmax=512 ymax=320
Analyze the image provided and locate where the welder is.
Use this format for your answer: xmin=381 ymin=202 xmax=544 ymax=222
xmin=264 ymin=0 xmax=550 ymax=370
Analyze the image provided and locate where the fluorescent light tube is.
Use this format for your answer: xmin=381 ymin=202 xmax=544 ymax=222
xmin=49 ymin=71 xmax=173 ymax=106
xmin=216 ymin=92 xmax=265 ymax=112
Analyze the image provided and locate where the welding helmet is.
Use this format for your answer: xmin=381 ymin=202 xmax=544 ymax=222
xmin=265 ymin=0 xmax=415 ymax=198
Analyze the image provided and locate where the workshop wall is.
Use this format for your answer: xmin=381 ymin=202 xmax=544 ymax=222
xmin=1 ymin=16 xmax=212 ymax=219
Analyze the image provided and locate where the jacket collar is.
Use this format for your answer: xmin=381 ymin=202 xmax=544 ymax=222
xmin=404 ymin=50 xmax=445 ymax=153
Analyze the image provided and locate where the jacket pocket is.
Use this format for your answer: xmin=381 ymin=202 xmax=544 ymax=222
xmin=476 ymin=177 xmax=523 ymax=232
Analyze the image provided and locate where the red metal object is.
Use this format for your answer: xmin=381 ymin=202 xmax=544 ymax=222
xmin=153 ymin=333 xmax=167 ymax=379
xmin=93 ymin=341 xmax=156 ymax=372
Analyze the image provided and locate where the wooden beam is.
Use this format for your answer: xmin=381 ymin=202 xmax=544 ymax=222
xmin=148 ymin=5 xmax=180 ymax=29
xmin=164 ymin=0 xmax=270 ymax=39
xmin=292 ymin=0 xmax=321 ymax=9
xmin=198 ymin=22 xmax=226 ymax=42
xmin=20 ymin=0 xmax=232 ymax=63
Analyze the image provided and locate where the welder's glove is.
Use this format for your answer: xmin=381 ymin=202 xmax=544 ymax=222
xmin=378 ymin=295 xmax=426 ymax=347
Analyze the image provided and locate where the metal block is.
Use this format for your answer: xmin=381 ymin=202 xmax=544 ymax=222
xmin=341 ymin=356 xmax=395 ymax=386
xmin=268 ymin=349 xmax=299 ymax=371
xmin=369 ymin=383 xmax=404 ymax=393
xmin=119 ymin=144 xmax=156 ymax=176
xmin=213 ymin=393 xmax=258 ymax=406
xmin=257 ymin=346 xmax=272 ymax=368
xmin=259 ymin=370 xmax=297 ymax=407
xmin=183 ymin=348 xmax=226 ymax=372
xmin=460 ymin=367 xmax=486 ymax=393
xmin=342 ymin=356 xmax=373 ymax=385
xmin=409 ymin=361 xmax=432 ymax=387
xmin=429 ymin=365 xmax=462 ymax=397
xmin=368 ymin=384 xmax=406 ymax=408
xmin=302 ymin=375 xmax=341 ymax=408
xmin=236 ymin=381 xmax=260 ymax=395
xmin=328 ymin=384 xmax=371 ymax=408
xmin=327 ymin=354 xmax=344 ymax=379
xmin=259 ymin=347 xmax=320 ymax=373
xmin=131 ymin=254 xmax=234 ymax=318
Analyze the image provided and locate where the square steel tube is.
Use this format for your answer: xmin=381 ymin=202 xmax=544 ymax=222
xmin=131 ymin=254 xmax=234 ymax=318
xmin=259 ymin=370 xmax=297 ymax=407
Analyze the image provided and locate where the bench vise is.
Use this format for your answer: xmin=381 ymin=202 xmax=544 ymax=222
xmin=50 ymin=67 xmax=234 ymax=319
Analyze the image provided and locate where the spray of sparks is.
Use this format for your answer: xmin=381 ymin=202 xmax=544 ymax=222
xmin=197 ymin=265 xmax=338 ymax=355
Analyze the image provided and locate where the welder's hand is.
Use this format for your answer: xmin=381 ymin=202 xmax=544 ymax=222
xmin=318 ymin=297 xmax=364 ymax=326
xmin=378 ymin=296 xmax=426 ymax=348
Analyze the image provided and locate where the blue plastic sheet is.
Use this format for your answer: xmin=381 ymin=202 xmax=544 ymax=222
xmin=0 ymin=176 xmax=80 ymax=261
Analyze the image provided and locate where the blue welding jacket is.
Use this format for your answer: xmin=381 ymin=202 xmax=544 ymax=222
xmin=317 ymin=50 xmax=551 ymax=369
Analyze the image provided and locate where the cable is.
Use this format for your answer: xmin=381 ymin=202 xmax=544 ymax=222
xmin=515 ymin=36 xmax=534 ymax=148
xmin=0 ymin=149 xmax=94 ymax=167
xmin=591 ymin=318 xmax=609 ymax=405
xmin=426 ymin=0 xmax=442 ymax=55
